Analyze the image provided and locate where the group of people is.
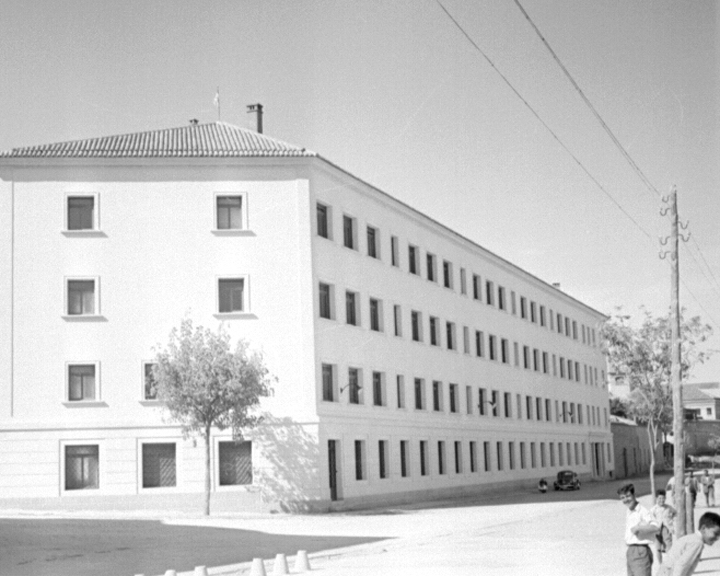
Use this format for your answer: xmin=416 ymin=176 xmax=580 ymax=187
xmin=619 ymin=470 xmax=720 ymax=576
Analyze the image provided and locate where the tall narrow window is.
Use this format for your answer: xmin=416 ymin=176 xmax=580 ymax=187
xmin=143 ymin=362 xmax=157 ymax=400
xmin=400 ymin=440 xmax=409 ymax=477
xmin=372 ymin=371 xmax=385 ymax=406
xmin=501 ymin=338 xmax=509 ymax=364
xmin=449 ymin=383 xmax=458 ymax=413
xmin=498 ymin=286 xmax=506 ymax=311
xmin=408 ymin=245 xmax=419 ymax=274
xmin=322 ymin=364 xmax=336 ymax=402
xmin=438 ymin=441 xmax=446 ymax=475
xmin=414 ymin=378 xmax=425 ymax=410
xmin=411 ymin=311 xmax=422 ymax=342
xmin=346 ymin=291 xmax=359 ymax=326
xmin=318 ymin=283 xmax=333 ymax=319
xmin=488 ymin=335 xmax=497 ymax=361
xmin=460 ymin=268 xmax=467 ymax=295
xmin=367 ymin=226 xmax=379 ymax=259
xmin=348 ymin=368 xmax=362 ymax=404
xmin=67 ymin=196 xmax=95 ymax=230
xmin=378 ymin=440 xmax=388 ymax=479
xmin=472 ymin=274 xmax=481 ymax=301
xmin=420 ymin=441 xmax=428 ymax=476
xmin=316 ymin=202 xmax=329 ymax=238
xmin=343 ymin=215 xmax=356 ymax=249
xmin=478 ymin=388 xmax=487 ymax=415
xmin=466 ymin=386 xmax=473 ymax=414
xmin=454 ymin=441 xmax=462 ymax=473
xmin=432 ymin=381 xmax=443 ymax=412
xmin=393 ymin=305 xmax=402 ymax=336
xmin=217 ymin=195 xmax=243 ymax=230
xmin=429 ymin=317 xmax=439 ymax=346
xmin=491 ymin=390 xmax=499 ymax=417
xmin=443 ymin=260 xmax=453 ymax=288
xmin=485 ymin=281 xmax=494 ymax=305
xmin=355 ymin=440 xmax=366 ymax=480
xmin=426 ymin=253 xmax=437 ymax=282
xmin=469 ymin=441 xmax=477 ymax=472
xmin=396 ymin=375 xmax=405 ymax=408
xmin=391 ymin=236 xmax=399 ymax=267
xmin=463 ymin=326 xmax=470 ymax=354
xmin=475 ymin=330 xmax=484 ymax=357
xmin=369 ymin=298 xmax=382 ymax=332
xmin=446 ymin=322 xmax=456 ymax=350
xmin=496 ymin=442 xmax=504 ymax=471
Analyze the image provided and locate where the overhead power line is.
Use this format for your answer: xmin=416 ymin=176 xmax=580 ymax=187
xmin=433 ymin=0 xmax=652 ymax=240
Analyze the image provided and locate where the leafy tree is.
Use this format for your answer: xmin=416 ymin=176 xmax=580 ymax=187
xmin=609 ymin=396 xmax=630 ymax=418
xmin=708 ymin=435 xmax=720 ymax=470
xmin=153 ymin=318 xmax=274 ymax=515
xmin=601 ymin=307 xmax=713 ymax=500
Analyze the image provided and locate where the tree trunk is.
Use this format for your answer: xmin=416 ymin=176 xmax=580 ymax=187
xmin=204 ymin=426 xmax=211 ymax=516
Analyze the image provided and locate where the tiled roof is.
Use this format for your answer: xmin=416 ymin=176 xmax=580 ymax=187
xmin=684 ymin=385 xmax=716 ymax=402
xmin=0 ymin=122 xmax=316 ymax=159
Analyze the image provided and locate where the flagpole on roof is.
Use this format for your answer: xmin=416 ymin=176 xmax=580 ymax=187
xmin=214 ymin=87 xmax=221 ymax=122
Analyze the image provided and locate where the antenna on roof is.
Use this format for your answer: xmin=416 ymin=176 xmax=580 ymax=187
xmin=213 ymin=88 xmax=221 ymax=122
xmin=247 ymin=103 xmax=263 ymax=134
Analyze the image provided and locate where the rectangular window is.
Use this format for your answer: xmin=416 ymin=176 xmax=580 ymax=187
xmin=472 ymin=274 xmax=481 ymax=301
xmin=559 ymin=357 xmax=566 ymax=379
xmin=466 ymin=386 xmax=473 ymax=414
xmin=411 ymin=311 xmax=422 ymax=342
xmin=343 ymin=215 xmax=357 ymax=249
xmin=432 ymin=381 xmax=443 ymax=412
xmin=454 ymin=441 xmax=462 ymax=473
xmin=355 ymin=440 xmax=366 ymax=480
xmin=520 ymin=296 xmax=527 ymax=319
xmin=429 ymin=316 xmax=440 ymax=346
xmin=446 ymin=322 xmax=456 ymax=350
xmin=530 ymin=442 xmax=536 ymax=468
xmin=483 ymin=441 xmax=491 ymax=472
xmin=485 ymin=281 xmax=494 ymax=306
xmin=491 ymin=390 xmax=499 ymax=417
xmin=400 ymin=440 xmax=410 ymax=477
xmin=498 ymin=286 xmax=506 ymax=311
xmin=367 ymin=226 xmax=379 ymax=259
xmin=478 ymin=387 xmax=487 ymax=415
xmin=501 ymin=338 xmax=509 ymax=364
xmin=496 ymin=442 xmax=504 ymax=471
xmin=67 ymin=279 xmax=96 ymax=316
xmin=559 ymin=443 xmax=565 ymax=466
xmin=516 ymin=394 xmax=522 ymax=419
xmin=322 ymin=363 xmax=336 ymax=402
xmin=513 ymin=342 xmax=520 ymax=366
xmin=523 ymin=346 xmax=530 ymax=369
xmin=426 ymin=253 xmax=437 ymax=282
xmin=346 ymin=291 xmax=359 ymax=326
xmin=530 ymin=301 xmax=537 ymax=323
xmin=540 ymin=442 xmax=546 ymax=467
xmin=396 ymin=375 xmax=406 ymax=408
xmin=216 ymin=195 xmax=243 ymax=230
xmin=372 ymin=371 xmax=386 ymax=407
xmin=540 ymin=305 xmax=546 ymax=327
xmin=443 ymin=260 xmax=453 ymax=288
xmin=348 ymin=368 xmax=362 ymax=404
xmin=391 ymin=236 xmax=399 ymax=267
xmin=546 ymin=399 xmax=552 ymax=421
xmin=65 ymin=445 xmax=99 ymax=490
xmin=218 ymin=278 xmax=245 ymax=313
xmin=582 ymin=443 xmax=587 ymax=465
xmin=408 ymin=245 xmax=419 ymax=274
xmin=504 ymin=392 xmax=512 ymax=417
xmin=143 ymin=362 xmax=157 ymax=400
xmin=575 ymin=361 xmax=581 ymax=383
xmin=469 ymin=441 xmax=478 ymax=473
xmin=369 ymin=298 xmax=383 ymax=332
xmin=542 ymin=352 xmax=549 ymax=374
xmin=511 ymin=291 xmax=517 ymax=315
xmin=526 ymin=396 xmax=533 ymax=420
xmin=316 ymin=202 xmax=330 ymax=238
xmin=449 ymin=383 xmax=458 ymax=413
xmin=414 ymin=378 xmax=425 ymax=410
xmin=549 ymin=309 xmax=555 ymax=331
xmin=488 ymin=335 xmax=497 ymax=361
xmin=565 ymin=317 xmax=571 ymax=336
xmin=420 ymin=441 xmax=429 ymax=476
xmin=475 ymin=330 xmax=484 ymax=357
xmin=562 ymin=401 xmax=568 ymax=423
xmin=557 ymin=313 xmax=563 ymax=334
xmin=67 ymin=196 xmax=96 ymax=230
xmin=509 ymin=441 xmax=516 ymax=470
xmin=463 ymin=326 xmax=470 ymax=354
xmin=572 ymin=320 xmax=578 ymax=340
xmin=142 ymin=443 xmax=177 ymax=488
xmin=378 ymin=440 xmax=389 ymax=479
xmin=393 ymin=305 xmax=402 ymax=336
xmin=460 ymin=268 xmax=467 ymax=295
xmin=318 ymin=282 xmax=333 ymax=319
xmin=533 ymin=349 xmax=540 ymax=372
xmin=536 ymin=397 xmax=542 ymax=421
xmin=550 ymin=443 xmax=556 ymax=467
xmin=68 ymin=364 xmax=96 ymax=401
xmin=219 ymin=441 xmax=253 ymax=485
xmin=438 ymin=441 xmax=446 ymax=475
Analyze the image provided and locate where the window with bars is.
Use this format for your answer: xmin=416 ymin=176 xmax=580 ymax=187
xmin=142 ymin=443 xmax=177 ymax=488
xmin=219 ymin=441 xmax=252 ymax=485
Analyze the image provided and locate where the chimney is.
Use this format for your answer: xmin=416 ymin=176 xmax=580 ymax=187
xmin=189 ymin=118 xmax=199 ymax=126
xmin=247 ymin=103 xmax=264 ymax=134
xmin=552 ymin=282 xmax=561 ymax=290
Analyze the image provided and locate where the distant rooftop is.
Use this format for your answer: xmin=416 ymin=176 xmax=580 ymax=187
xmin=0 ymin=121 xmax=316 ymax=159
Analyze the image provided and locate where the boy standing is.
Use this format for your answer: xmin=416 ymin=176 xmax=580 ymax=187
xmin=701 ymin=469 xmax=715 ymax=507
xmin=651 ymin=489 xmax=677 ymax=562
xmin=619 ymin=483 xmax=660 ymax=576
xmin=658 ymin=511 xmax=720 ymax=576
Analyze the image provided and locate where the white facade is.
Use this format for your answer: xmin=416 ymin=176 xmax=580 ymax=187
xmin=0 ymin=123 xmax=613 ymax=511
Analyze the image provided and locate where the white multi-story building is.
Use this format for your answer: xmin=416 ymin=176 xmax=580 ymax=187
xmin=0 ymin=121 xmax=613 ymax=510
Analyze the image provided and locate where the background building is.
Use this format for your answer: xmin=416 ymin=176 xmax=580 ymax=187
xmin=0 ymin=121 xmax=613 ymax=511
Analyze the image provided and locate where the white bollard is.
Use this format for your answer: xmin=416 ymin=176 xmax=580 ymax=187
xmin=273 ymin=553 xmax=289 ymax=575
xmin=251 ymin=557 xmax=268 ymax=576
xmin=193 ymin=567 xmax=208 ymax=576
xmin=294 ymin=550 xmax=311 ymax=572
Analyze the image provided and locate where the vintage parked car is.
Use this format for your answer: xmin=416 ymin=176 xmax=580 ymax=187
xmin=553 ymin=470 xmax=581 ymax=491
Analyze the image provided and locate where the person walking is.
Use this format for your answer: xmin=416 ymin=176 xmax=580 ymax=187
xmin=701 ymin=469 xmax=715 ymax=507
xmin=619 ymin=483 xmax=660 ymax=576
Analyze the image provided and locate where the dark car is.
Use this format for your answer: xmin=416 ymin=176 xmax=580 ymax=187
xmin=553 ymin=470 xmax=581 ymax=491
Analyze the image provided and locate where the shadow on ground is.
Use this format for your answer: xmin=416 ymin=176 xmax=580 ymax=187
xmin=1 ymin=518 xmax=389 ymax=576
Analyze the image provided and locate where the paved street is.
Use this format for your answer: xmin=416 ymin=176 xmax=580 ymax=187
xmin=4 ymin=473 xmax=720 ymax=576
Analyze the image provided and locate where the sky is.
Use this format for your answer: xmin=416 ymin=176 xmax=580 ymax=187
xmin=1 ymin=0 xmax=718 ymax=383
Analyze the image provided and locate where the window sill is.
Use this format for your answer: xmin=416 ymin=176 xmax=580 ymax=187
xmin=211 ymin=229 xmax=256 ymax=237
xmin=213 ymin=312 xmax=257 ymax=320
xmin=62 ymin=230 xmax=107 ymax=238
xmin=62 ymin=315 xmax=107 ymax=322
xmin=63 ymin=401 xmax=108 ymax=408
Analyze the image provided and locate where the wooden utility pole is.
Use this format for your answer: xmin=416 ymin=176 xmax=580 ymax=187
xmin=662 ymin=187 xmax=686 ymax=536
